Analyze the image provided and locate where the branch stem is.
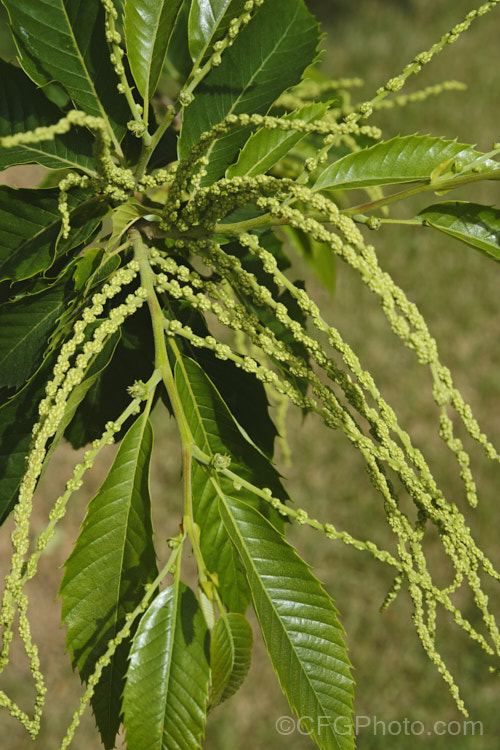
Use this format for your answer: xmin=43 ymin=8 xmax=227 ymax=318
xmin=342 ymin=169 xmax=500 ymax=217
xmin=131 ymin=229 xmax=210 ymax=580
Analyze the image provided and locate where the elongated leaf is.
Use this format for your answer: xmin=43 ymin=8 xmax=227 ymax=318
xmin=0 ymin=325 xmax=119 ymax=524
xmin=210 ymin=612 xmax=252 ymax=709
xmin=220 ymin=495 xmax=355 ymax=750
xmin=105 ymin=197 xmax=149 ymax=253
xmin=44 ymin=329 xmax=121 ymax=466
xmin=60 ymin=411 xmax=158 ymax=749
xmin=193 ymin=351 xmax=278 ymax=458
xmin=0 ymin=59 xmax=95 ymax=171
xmin=418 ymin=201 xmax=500 ymax=262
xmin=0 ymin=287 xmax=65 ymax=388
xmin=72 ymin=247 xmax=121 ymax=294
xmin=0 ymin=356 xmax=56 ymax=525
xmin=314 ymin=135 xmax=499 ymax=191
xmin=163 ymin=0 xmax=193 ymax=80
xmin=124 ymin=0 xmax=183 ymax=101
xmin=123 ymin=583 xmax=210 ymax=750
xmin=2 ymin=0 xmax=128 ymax=140
xmin=227 ymin=102 xmax=327 ymax=179
xmin=175 ymin=356 xmax=286 ymax=612
xmin=0 ymin=187 xmax=107 ymax=282
xmin=179 ymin=0 xmax=319 ymax=183
xmin=64 ymin=307 xmax=156 ymax=449
xmin=188 ymin=0 xmax=245 ymax=62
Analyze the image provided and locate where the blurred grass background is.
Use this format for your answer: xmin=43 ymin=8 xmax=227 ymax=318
xmin=1 ymin=1 xmax=499 ymax=748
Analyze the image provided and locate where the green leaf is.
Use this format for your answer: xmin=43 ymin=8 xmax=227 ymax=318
xmin=163 ymin=0 xmax=193 ymax=81
xmin=193 ymin=351 xmax=278 ymax=459
xmin=220 ymin=495 xmax=355 ymax=750
xmin=175 ymin=355 xmax=286 ymax=612
xmin=0 ymin=327 xmax=122 ymax=527
xmin=210 ymin=612 xmax=252 ymax=709
xmin=105 ymin=198 xmax=149 ymax=253
xmin=0 ymin=321 xmax=118 ymax=524
xmin=0 ymin=187 xmax=107 ymax=282
xmin=72 ymin=247 xmax=121 ymax=294
xmin=227 ymin=102 xmax=327 ymax=179
xmin=124 ymin=0 xmax=184 ymax=102
xmin=123 ymin=582 xmax=210 ymax=750
xmin=417 ymin=201 xmax=500 ymax=263
xmin=60 ymin=411 xmax=158 ymax=749
xmin=188 ymin=0 xmax=245 ymax=62
xmin=179 ymin=0 xmax=319 ymax=182
xmin=0 ymin=357 xmax=56 ymax=525
xmin=2 ymin=0 xmax=128 ymax=140
xmin=282 ymin=225 xmax=336 ymax=296
xmin=64 ymin=308 xmax=155 ymax=449
xmin=44 ymin=329 xmax=121 ymax=466
xmin=0 ymin=59 xmax=95 ymax=171
xmin=0 ymin=287 xmax=65 ymax=388
xmin=314 ymin=135 xmax=499 ymax=191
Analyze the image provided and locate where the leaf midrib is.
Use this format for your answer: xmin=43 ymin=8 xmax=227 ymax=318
xmin=222 ymin=499 xmax=351 ymax=747
xmin=0 ymin=297 xmax=63 ymax=371
xmin=203 ymin=4 xmax=302 ymax=166
xmin=99 ymin=415 xmax=151 ymax=737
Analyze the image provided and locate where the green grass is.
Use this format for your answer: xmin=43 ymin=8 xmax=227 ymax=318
xmin=1 ymin=2 xmax=499 ymax=748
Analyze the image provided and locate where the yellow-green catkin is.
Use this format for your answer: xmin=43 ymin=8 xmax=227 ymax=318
xmin=0 ymin=109 xmax=136 ymax=237
xmin=345 ymin=1 xmax=500 ymax=124
xmin=150 ymin=204 xmax=500 ymax=714
xmin=0 ymin=263 xmax=147 ymax=736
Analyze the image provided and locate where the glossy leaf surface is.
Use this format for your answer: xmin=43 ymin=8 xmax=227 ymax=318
xmin=0 ymin=327 xmax=122 ymax=526
xmin=0 ymin=357 xmax=56 ymax=524
xmin=0 ymin=59 xmax=95 ymax=171
xmin=227 ymin=102 xmax=327 ymax=179
xmin=123 ymin=583 xmax=210 ymax=750
xmin=0 ymin=187 xmax=107 ymax=282
xmin=418 ymin=201 xmax=500 ymax=262
xmin=179 ymin=0 xmax=319 ymax=182
xmin=175 ymin=356 xmax=286 ymax=612
xmin=220 ymin=495 xmax=355 ymax=750
xmin=314 ymin=135 xmax=499 ymax=191
xmin=0 ymin=287 xmax=65 ymax=388
xmin=188 ymin=0 xmax=245 ymax=62
xmin=2 ymin=0 xmax=128 ymax=139
xmin=124 ymin=0 xmax=184 ymax=101
xmin=60 ymin=411 xmax=158 ymax=749
xmin=210 ymin=612 xmax=253 ymax=709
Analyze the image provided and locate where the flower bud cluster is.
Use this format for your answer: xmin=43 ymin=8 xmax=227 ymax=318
xmin=346 ymin=1 xmax=500 ymax=128
xmin=0 ymin=109 xmax=93 ymax=148
xmin=58 ymin=171 xmax=91 ymax=238
xmin=275 ymin=77 xmax=363 ymax=111
xmin=168 ymin=174 xmax=286 ymax=232
xmin=162 ymin=113 xmax=380 ymax=229
xmin=1 ymin=107 xmax=138 ymax=237
xmin=372 ymin=81 xmax=467 ymax=112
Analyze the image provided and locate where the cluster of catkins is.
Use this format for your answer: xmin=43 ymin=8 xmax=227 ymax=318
xmin=1 ymin=0 xmax=500 ymax=744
